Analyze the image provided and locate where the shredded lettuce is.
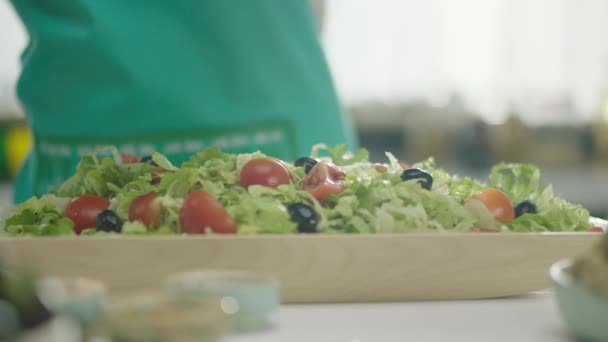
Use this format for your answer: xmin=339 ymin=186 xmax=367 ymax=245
xmin=3 ymin=196 xmax=74 ymax=236
xmin=311 ymin=144 xmax=369 ymax=166
xmin=487 ymin=163 xmax=543 ymax=204
xmin=57 ymin=155 xmax=154 ymax=198
xmin=120 ymin=221 xmax=174 ymax=235
xmin=487 ymin=164 xmax=590 ymax=232
xmin=529 ymin=186 xmax=590 ymax=232
xmin=151 ymin=152 xmax=177 ymax=171
xmin=1 ymin=145 xmax=594 ymax=236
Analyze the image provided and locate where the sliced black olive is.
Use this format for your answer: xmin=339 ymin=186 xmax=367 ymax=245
xmin=140 ymin=156 xmax=158 ymax=166
xmin=96 ymin=209 xmax=123 ymax=233
xmin=294 ymin=157 xmax=318 ymax=174
xmin=287 ymin=203 xmax=319 ymax=233
xmin=515 ymin=201 xmax=537 ymax=217
xmin=400 ymin=168 xmax=433 ymax=190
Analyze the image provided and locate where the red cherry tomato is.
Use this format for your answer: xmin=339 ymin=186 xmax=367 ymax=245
xmin=121 ymin=153 xmax=141 ymax=164
xmin=302 ymin=161 xmax=347 ymax=201
xmin=240 ymin=158 xmax=292 ymax=188
xmin=179 ymin=190 xmax=236 ymax=234
xmin=326 ymin=162 xmax=347 ymax=180
xmin=128 ymin=192 xmax=161 ymax=229
xmin=151 ymin=166 xmax=167 ymax=185
xmin=585 ymin=226 xmax=604 ymax=233
xmin=374 ymin=164 xmax=388 ymax=173
xmin=64 ymin=195 xmax=110 ymax=234
xmin=469 ymin=227 xmax=500 ymax=233
xmin=466 ymin=188 xmax=515 ymax=223
xmin=399 ymin=162 xmax=410 ymax=170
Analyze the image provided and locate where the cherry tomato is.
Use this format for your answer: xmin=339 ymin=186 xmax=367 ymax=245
xmin=469 ymin=227 xmax=500 ymax=233
xmin=399 ymin=162 xmax=410 ymax=170
xmin=585 ymin=226 xmax=604 ymax=233
xmin=121 ymin=153 xmax=141 ymax=164
xmin=466 ymin=188 xmax=515 ymax=223
xmin=179 ymin=190 xmax=236 ymax=234
xmin=327 ymin=162 xmax=347 ymax=180
xmin=151 ymin=166 xmax=167 ymax=185
xmin=302 ymin=161 xmax=347 ymax=201
xmin=374 ymin=164 xmax=388 ymax=173
xmin=240 ymin=158 xmax=292 ymax=188
xmin=128 ymin=192 xmax=161 ymax=229
xmin=64 ymin=195 xmax=110 ymax=234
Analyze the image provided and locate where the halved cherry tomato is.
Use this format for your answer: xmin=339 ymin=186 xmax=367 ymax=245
xmin=128 ymin=192 xmax=161 ymax=229
xmin=399 ymin=162 xmax=410 ymax=170
xmin=374 ymin=164 xmax=388 ymax=173
xmin=179 ymin=190 xmax=236 ymax=234
xmin=121 ymin=153 xmax=141 ymax=164
xmin=151 ymin=166 xmax=167 ymax=185
xmin=469 ymin=227 xmax=500 ymax=233
xmin=327 ymin=162 xmax=347 ymax=180
xmin=466 ymin=188 xmax=515 ymax=223
xmin=302 ymin=161 xmax=347 ymax=201
xmin=64 ymin=195 xmax=110 ymax=234
xmin=240 ymin=158 xmax=292 ymax=188
xmin=585 ymin=226 xmax=604 ymax=233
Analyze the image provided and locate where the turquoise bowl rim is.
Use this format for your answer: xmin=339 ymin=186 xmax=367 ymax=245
xmin=164 ymin=270 xmax=280 ymax=323
xmin=550 ymin=258 xmax=608 ymax=342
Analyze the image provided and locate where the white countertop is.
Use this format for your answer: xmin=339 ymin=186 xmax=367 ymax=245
xmin=17 ymin=291 xmax=578 ymax=342
xmin=227 ymin=292 xmax=575 ymax=342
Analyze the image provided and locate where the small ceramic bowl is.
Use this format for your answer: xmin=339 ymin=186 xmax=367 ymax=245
xmin=165 ymin=270 xmax=280 ymax=332
xmin=36 ymin=277 xmax=107 ymax=324
xmin=551 ymin=259 xmax=608 ymax=342
xmin=93 ymin=292 xmax=228 ymax=342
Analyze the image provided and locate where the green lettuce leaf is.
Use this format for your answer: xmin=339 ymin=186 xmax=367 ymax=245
xmin=487 ymin=163 xmax=590 ymax=231
xmin=151 ymin=152 xmax=177 ymax=171
xmin=57 ymin=154 xmax=154 ymax=198
xmin=227 ymin=186 xmax=300 ymax=234
xmin=3 ymin=197 xmax=74 ymax=236
xmin=311 ymin=144 xmax=369 ymax=166
xmin=487 ymin=163 xmax=542 ymax=204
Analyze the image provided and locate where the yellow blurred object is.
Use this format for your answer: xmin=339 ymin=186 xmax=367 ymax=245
xmin=6 ymin=125 xmax=32 ymax=178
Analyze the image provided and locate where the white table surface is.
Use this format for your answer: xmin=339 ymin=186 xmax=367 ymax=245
xmin=18 ymin=291 xmax=577 ymax=342
xmin=227 ymin=292 xmax=575 ymax=342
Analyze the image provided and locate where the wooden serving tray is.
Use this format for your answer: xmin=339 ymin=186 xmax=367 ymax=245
xmin=0 ymin=233 xmax=599 ymax=303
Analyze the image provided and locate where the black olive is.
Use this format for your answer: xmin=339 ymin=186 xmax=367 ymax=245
xmin=294 ymin=157 xmax=318 ymax=174
xmin=515 ymin=201 xmax=537 ymax=217
xmin=96 ymin=210 xmax=123 ymax=232
xmin=400 ymin=168 xmax=433 ymax=190
xmin=140 ymin=156 xmax=158 ymax=166
xmin=287 ymin=203 xmax=319 ymax=233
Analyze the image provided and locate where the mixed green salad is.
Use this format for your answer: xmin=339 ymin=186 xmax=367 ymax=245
xmin=0 ymin=144 xmax=601 ymax=236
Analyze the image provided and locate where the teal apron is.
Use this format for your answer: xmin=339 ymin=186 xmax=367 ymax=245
xmin=10 ymin=0 xmax=357 ymax=203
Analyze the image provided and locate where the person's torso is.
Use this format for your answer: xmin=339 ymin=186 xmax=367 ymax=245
xmin=10 ymin=0 xmax=357 ymax=202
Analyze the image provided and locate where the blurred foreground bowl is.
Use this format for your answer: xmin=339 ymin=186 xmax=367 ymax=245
xmin=551 ymin=259 xmax=608 ymax=342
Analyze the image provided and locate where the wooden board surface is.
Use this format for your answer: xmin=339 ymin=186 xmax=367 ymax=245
xmin=0 ymin=233 xmax=599 ymax=303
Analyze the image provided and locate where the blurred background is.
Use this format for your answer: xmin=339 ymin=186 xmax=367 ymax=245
xmin=1 ymin=0 xmax=608 ymax=217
